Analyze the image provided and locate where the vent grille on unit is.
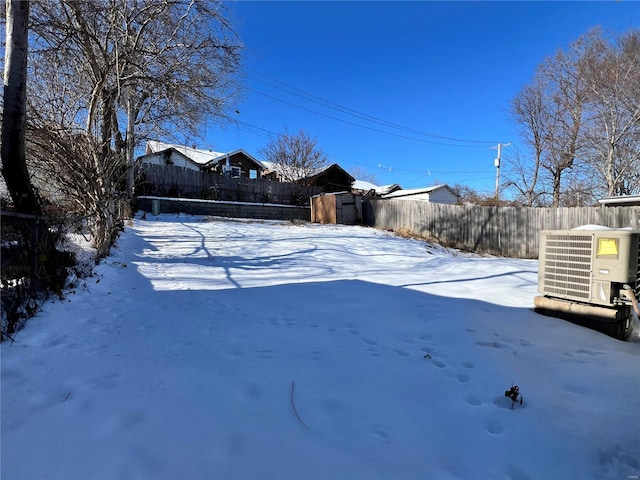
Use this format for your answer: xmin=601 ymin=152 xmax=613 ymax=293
xmin=542 ymin=234 xmax=592 ymax=301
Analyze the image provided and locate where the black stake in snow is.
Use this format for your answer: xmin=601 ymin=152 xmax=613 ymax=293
xmin=504 ymin=385 xmax=523 ymax=409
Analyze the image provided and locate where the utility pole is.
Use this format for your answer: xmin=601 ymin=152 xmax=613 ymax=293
xmin=492 ymin=143 xmax=511 ymax=200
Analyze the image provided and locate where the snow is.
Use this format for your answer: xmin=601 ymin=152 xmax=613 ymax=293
xmin=2 ymin=214 xmax=639 ymax=480
xmin=571 ymin=225 xmax=635 ymax=231
xmin=146 ymin=140 xmax=225 ymax=166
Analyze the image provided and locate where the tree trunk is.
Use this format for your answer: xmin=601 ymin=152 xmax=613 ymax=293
xmin=552 ymin=171 xmax=562 ymax=207
xmin=1 ymin=0 xmax=40 ymax=215
xmin=125 ymin=97 xmax=136 ymax=199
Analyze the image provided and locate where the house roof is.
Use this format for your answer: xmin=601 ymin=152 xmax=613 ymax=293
xmin=203 ymin=149 xmax=265 ymax=171
xmin=381 ymin=184 xmax=458 ymax=199
xmin=144 ymin=141 xmax=263 ymax=170
xmin=352 ymin=180 xmax=378 ymax=191
xmin=598 ymin=195 xmax=640 ymax=207
xmin=261 ymin=161 xmax=354 ymax=183
xmin=146 ymin=140 xmax=224 ymax=165
xmin=305 ymin=163 xmax=355 ymax=183
xmin=352 ymin=180 xmax=402 ymax=195
xmin=377 ymin=184 xmax=402 ymax=195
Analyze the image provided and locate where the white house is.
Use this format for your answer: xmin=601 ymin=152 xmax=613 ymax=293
xmin=380 ymin=184 xmax=459 ymax=204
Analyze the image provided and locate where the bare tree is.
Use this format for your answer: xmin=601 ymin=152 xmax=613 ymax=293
xmin=349 ymin=166 xmax=379 ymax=185
xmin=581 ymin=30 xmax=640 ymax=196
xmin=503 ymin=149 xmax=549 ymax=206
xmin=507 ymin=28 xmax=640 ymax=205
xmin=505 ymin=80 xmax=549 ymax=206
xmin=25 ymin=0 xmax=242 ymax=257
xmin=450 ymin=183 xmax=514 ymax=206
xmin=259 ymin=129 xmax=328 ymax=184
xmin=1 ymin=0 xmax=40 ymax=215
xmin=506 ymin=41 xmax=587 ymax=207
xmin=539 ymin=34 xmax=591 ymax=207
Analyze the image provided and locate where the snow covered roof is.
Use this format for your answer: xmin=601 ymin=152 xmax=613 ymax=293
xmin=145 ymin=141 xmax=263 ymax=169
xmin=146 ymin=140 xmax=225 ymax=166
xmin=381 ymin=184 xmax=456 ymax=199
xmin=352 ymin=181 xmax=402 ymax=195
xmin=261 ymin=162 xmax=353 ymax=183
xmin=352 ymin=180 xmax=378 ymax=191
xmin=260 ymin=160 xmax=277 ymax=172
xmin=376 ymin=184 xmax=402 ymax=195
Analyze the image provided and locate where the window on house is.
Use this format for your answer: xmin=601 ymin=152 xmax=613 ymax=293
xmin=249 ymin=169 xmax=257 ymax=179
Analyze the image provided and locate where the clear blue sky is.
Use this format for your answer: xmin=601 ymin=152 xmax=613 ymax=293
xmin=200 ymin=1 xmax=639 ymax=194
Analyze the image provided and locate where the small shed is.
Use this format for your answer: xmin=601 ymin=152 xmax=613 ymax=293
xmin=311 ymin=192 xmax=362 ymax=225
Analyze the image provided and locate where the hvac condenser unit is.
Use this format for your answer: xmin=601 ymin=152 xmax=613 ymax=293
xmin=534 ymin=228 xmax=640 ymax=340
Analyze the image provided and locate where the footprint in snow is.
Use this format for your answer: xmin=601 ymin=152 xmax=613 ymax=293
xmin=371 ymin=423 xmax=392 ymax=443
xmin=486 ymin=420 xmax=504 ymax=435
xmin=465 ymin=394 xmax=482 ymax=406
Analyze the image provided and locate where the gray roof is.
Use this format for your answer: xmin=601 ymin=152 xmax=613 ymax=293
xmin=598 ymin=195 xmax=640 ymax=206
xmin=381 ymin=184 xmax=457 ymax=199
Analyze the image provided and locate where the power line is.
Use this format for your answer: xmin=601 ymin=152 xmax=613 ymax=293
xmin=246 ymin=67 xmax=501 ymax=145
xmin=249 ymin=87 xmax=492 ymax=148
xmin=217 ymin=98 xmax=504 ymax=187
xmin=222 ymin=118 xmax=499 ymax=187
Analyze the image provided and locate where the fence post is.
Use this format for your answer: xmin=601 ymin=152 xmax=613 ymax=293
xmin=29 ymin=218 xmax=39 ymax=295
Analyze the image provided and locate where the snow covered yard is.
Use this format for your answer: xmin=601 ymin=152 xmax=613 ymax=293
xmin=2 ymin=214 xmax=639 ymax=480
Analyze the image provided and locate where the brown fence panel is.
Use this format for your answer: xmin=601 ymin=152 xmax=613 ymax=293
xmin=137 ymin=196 xmax=310 ymax=222
xmin=365 ymin=199 xmax=640 ymax=258
xmin=136 ymin=164 xmax=322 ymax=205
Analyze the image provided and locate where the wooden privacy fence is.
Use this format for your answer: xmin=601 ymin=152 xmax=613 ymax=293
xmin=137 ymin=196 xmax=310 ymax=222
xmin=136 ymin=164 xmax=322 ymax=205
xmin=364 ymin=199 xmax=640 ymax=259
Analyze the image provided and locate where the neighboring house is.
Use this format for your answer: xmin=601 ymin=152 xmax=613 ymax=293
xmin=139 ymin=141 xmax=264 ymax=179
xmin=598 ymin=195 xmax=640 ymax=207
xmin=258 ymin=160 xmax=287 ymax=182
xmin=304 ymin=164 xmax=355 ymax=192
xmin=141 ymin=140 xmax=223 ymax=172
xmin=206 ymin=149 xmax=265 ymax=179
xmin=380 ymin=184 xmax=459 ymax=204
xmin=262 ymin=162 xmax=355 ymax=192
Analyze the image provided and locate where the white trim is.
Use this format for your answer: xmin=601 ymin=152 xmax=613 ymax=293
xmin=598 ymin=195 xmax=640 ymax=206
